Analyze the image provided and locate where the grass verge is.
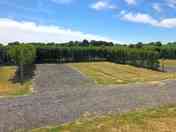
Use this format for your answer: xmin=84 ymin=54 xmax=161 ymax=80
xmin=30 ymin=105 xmax=176 ymax=132
xmin=68 ymin=62 xmax=176 ymax=85
xmin=0 ymin=66 xmax=32 ymax=96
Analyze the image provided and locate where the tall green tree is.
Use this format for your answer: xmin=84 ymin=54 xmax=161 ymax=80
xmin=8 ymin=44 xmax=36 ymax=83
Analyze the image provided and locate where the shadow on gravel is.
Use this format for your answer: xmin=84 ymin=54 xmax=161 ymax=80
xmin=10 ymin=64 xmax=36 ymax=83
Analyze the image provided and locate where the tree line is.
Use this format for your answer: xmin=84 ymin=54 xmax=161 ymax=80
xmin=0 ymin=41 xmax=160 ymax=65
xmin=1 ymin=41 xmax=176 ymax=63
xmin=1 ymin=40 xmax=176 ymax=82
xmin=35 ymin=46 xmax=159 ymax=69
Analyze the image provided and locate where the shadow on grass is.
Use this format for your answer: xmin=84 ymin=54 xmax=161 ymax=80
xmin=10 ymin=64 xmax=36 ymax=84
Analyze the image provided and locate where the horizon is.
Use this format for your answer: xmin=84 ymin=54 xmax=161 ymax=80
xmin=1 ymin=40 xmax=174 ymax=45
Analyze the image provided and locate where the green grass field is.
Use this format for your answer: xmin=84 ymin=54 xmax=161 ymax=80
xmin=0 ymin=66 xmax=32 ymax=96
xmin=31 ymin=105 xmax=176 ymax=132
xmin=69 ymin=62 xmax=176 ymax=85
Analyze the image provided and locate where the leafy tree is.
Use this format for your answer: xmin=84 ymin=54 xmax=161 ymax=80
xmin=8 ymin=44 xmax=36 ymax=83
xmin=136 ymin=42 xmax=143 ymax=48
xmin=82 ymin=39 xmax=89 ymax=46
xmin=8 ymin=41 xmax=20 ymax=46
xmin=155 ymin=41 xmax=162 ymax=46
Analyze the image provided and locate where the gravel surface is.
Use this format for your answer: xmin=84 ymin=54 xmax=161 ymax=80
xmin=0 ymin=64 xmax=176 ymax=132
xmin=163 ymin=66 xmax=176 ymax=72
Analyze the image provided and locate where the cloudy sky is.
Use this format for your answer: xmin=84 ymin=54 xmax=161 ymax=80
xmin=0 ymin=0 xmax=176 ymax=44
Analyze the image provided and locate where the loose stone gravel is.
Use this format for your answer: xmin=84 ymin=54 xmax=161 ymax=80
xmin=0 ymin=64 xmax=176 ymax=132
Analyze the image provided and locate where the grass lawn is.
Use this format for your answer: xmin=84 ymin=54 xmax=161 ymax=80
xmin=31 ymin=105 xmax=176 ymax=132
xmin=0 ymin=66 xmax=32 ymax=96
xmin=160 ymin=59 xmax=176 ymax=67
xmin=68 ymin=62 xmax=176 ymax=85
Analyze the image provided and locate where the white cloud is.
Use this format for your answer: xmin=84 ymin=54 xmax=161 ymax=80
xmin=167 ymin=0 xmax=176 ymax=8
xmin=152 ymin=3 xmax=162 ymax=12
xmin=124 ymin=0 xmax=136 ymax=5
xmin=158 ymin=18 xmax=176 ymax=28
xmin=122 ymin=12 xmax=157 ymax=25
xmin=90 ymin=1 xmax=116 ymax=11
xmin=0 ymin=18 xmax=114 ymax=44
xmin=121 ymin=12 xmax=176 ymax=28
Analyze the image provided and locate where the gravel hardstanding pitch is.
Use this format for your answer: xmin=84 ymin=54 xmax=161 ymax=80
xmin=0 ymin=64 xmax=176 ymax=131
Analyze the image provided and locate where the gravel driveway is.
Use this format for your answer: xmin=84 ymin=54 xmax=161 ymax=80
xmin=0 ymin=64 xmax=176 ymax=132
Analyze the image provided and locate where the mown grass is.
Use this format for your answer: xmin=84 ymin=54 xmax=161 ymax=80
xmin=0 ymin=66 xmax=32 ymax=96
xmin=69 ymin=62 xmax=176 ymax=85
xmin=30 ymin=105 xmax=176 ymax=132
xmin=160 ymin=59 xmax=176 ymax=67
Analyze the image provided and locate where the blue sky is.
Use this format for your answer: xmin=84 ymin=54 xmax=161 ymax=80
xmin=0 ymin=0 xmax=176 ymax=44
